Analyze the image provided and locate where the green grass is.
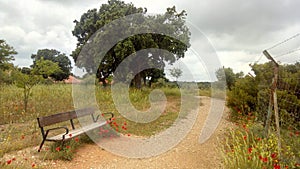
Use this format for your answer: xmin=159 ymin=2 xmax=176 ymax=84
xmin=221 ymin=114 xmax=300 ymax=169
xmin=0 ymin=84 xmax=189 ymax=161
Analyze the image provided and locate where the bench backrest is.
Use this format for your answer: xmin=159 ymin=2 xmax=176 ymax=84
xmin=37 ymin=107 xmax=96 ymax=127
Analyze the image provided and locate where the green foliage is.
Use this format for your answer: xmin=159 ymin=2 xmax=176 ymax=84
xmin=0 ymin=39 xmax=17 ymax=70
xmin=226 ymin=62 xmax=300 ymax=129
xmin=12 ymin=70 xmax=43 ymax=113
xmin=169 ymin=67 xmax=183 ymax=82
xmin=31 ymin=49 xmax=72 ymax=81
xmin=72 ymin=0 xmax=190 ymax=88
xmin=216 ymin=67 xmax=244 ymax=90
xmin=31 ymin=57 xmax=62 ymax=78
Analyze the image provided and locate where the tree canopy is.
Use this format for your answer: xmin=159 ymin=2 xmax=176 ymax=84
xmin=169 ymin=67 xmax=183 ymax=82
xmin=216 ymin=67 xmax=244 ymax=90
xmin=0 ymin=39 xmax=17 ymax=70
xmin=226 ymin=62 xmax=300 ymax=129
xmin=72 ymin=0 xmax=190 ymax=88
xmin=31 ymin=49 xmax=72 ymax=81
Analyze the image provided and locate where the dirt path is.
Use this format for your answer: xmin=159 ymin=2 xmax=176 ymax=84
xmin=46 ymin=97 xmax=231 ymax=169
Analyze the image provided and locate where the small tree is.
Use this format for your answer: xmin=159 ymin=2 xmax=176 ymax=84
xmin=169 ymin=67 xmax=183 ymax=82
xmin=13 ymin=70 xmax=42 ymax=113
xmin=13 ymin=59 xmax=62 ymax=113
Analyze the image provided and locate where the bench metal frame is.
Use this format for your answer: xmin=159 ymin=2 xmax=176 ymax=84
xmin=37 ymin=107 xmax=113 ymax=152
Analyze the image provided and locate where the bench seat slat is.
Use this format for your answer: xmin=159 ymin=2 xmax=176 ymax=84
xmin=47 ymin=121 xmax=107 ymax=141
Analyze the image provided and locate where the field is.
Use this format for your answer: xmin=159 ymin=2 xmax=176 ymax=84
xmin=0 ymin=84 xmax=186 ymax=160
xmin=0 ymin=83 xmax=299 ymax=168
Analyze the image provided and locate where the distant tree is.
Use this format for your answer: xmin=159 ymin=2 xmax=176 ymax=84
xmin=72 ymin=0 xmax=190 ymax=88
xmin=0 ymin=39 xmax=17 ymax=70
xmin=31 ymin=49 xmax=72 ymax=81
xmin=0 ymin=39 xmax=17 ymax=84
xmin=31 ymin=57 xmax=62 ymax=79
xmin=20 ymin=67 xmax=31 ymax=75
xmin=216 ymin=67 xmax=244 ymax=90
xmin=169 ymin=67 xmax=183 ymax=82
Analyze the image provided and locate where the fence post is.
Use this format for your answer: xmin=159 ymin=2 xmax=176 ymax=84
xmin=263 ymin=50 xmax=281 ymax=158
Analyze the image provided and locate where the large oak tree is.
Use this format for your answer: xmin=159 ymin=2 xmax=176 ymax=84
xmin=72 ymin=0 xmax=190 ymax=88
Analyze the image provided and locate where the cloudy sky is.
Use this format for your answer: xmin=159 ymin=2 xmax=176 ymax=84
xmin=1 ymin=0 xmax=299 ymax=81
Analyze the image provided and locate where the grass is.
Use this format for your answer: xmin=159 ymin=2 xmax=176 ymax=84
xmin=0 ymin=84 xmax=193 ymax=166
xmin=220 ymin=112 xmax=300 ymax=169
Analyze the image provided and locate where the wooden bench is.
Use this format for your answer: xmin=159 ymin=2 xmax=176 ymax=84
xmin=37 ymin=107 xmax=113 ymax=152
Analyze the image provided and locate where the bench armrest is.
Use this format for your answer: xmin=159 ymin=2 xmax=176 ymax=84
xmin=45 ymin=126 xmax=69 ymax=140
xmin=102 ymin=112 xmax=114 ymax=121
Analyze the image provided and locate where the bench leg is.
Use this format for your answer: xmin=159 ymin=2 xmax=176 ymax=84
xmin=38 ymin=138 xmax=46 ymax=152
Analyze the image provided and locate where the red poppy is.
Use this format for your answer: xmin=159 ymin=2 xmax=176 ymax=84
xmin=124 ymin=122 xmax=127 ymax=125
xmin=273 ymin=164 xmax=280 ymax=169
xmin=66 ymin=145 xmax=71 ymax=149
xmin=75 ymin=137 xmax=79 ymax=142
xmin=257 ymin=137 xmax=262 ymax=141
xmin=21 ymin=135 xmax=25 ymax=139
xmin=248 ymin=147 xmax=253 ymax=154
xmin=127 ymin=133 xmax=131 ymax=136
xmin=7 ymin=159 xmax=12 ymax=165
xmin=69 ymin=134 xmax=72 ymax=137
xmin=55 ymin=147 xmax=61 ymax=152
xmin=12 ymin=157 xmax=16 ymax=161
xmin=243 ymin=136 xmax=247 ymax=140
xmin=271 ymin=153 xmax=277 ymax=159
xmin=32 ymin=163 xmax=36 ymax=168
xmin=262 ymin=157 xmax=268 ymax=163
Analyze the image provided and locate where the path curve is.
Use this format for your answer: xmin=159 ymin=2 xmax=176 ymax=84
xmin=48 ymin=97 xmax=231 ymax=169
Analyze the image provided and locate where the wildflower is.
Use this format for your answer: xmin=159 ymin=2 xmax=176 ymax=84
xmin=262 ymin=157 xmax=268 ymax=163
xmin=21 ymin=135 xmax=25 ymax=139
xmin=127 ymin=133 xmax=131 ymax=136
xmin=55 ymin=147 xmax=61 ymax=152
xmin=12 ymin=157 xmax=16 ymax=161
xmin=32 ymin=163 xmax=36 ymax=168
xmin=7 ymin=159 xmax=12 ymax=165
xmin=243 ymin=135 xmax=247 ymax=140
xmin=66 ymin=145 xmax=71 ymax=149
xmin=271 ymin=153 xmax=277 ymax=159
xmin=75 ymin=137 xmax=79 ymax=142
xmin=69 ymin=134 xmax=72 ymax=137
xmin=257 ymin=137 xmax=262 ymax=141
xmin=248 ymin=147 xmax=253 ymax=154
xmin=273 ymin=164 xmax=280 ymax=169
xmin=295 ymin=131 xmax=299 ymax=136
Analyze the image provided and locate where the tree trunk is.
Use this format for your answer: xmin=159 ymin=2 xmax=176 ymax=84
xmin=134 ymin=73 xmax=142 ymax=89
